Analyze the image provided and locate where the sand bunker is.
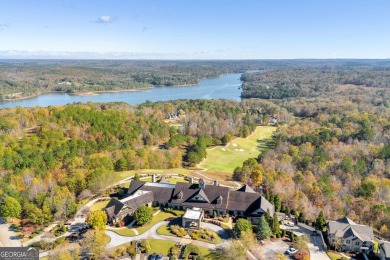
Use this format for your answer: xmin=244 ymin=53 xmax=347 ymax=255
xmin=221 ymin=148 xmax=226 ymax=151
xmin=232 ymin=143 xmax=237 ymax=147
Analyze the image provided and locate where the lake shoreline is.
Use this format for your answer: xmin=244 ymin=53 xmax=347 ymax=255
xmin=2 ymin=87 xmax=156 ymax=101
xmin=0 ymin=73 xmax=243 ymax=108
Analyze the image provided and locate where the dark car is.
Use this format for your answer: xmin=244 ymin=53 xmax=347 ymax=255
xmin=311 ymin=230 xmax=319 ymax=236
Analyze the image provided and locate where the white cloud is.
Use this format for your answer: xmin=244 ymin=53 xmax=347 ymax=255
xmin=0 ymin=23 xmax=10 ymax=30
xmin=96 ymin=15 xmax=116 ymax=24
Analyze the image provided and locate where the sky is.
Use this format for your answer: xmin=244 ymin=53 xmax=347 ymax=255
xmin=0 ymin=0 xmax=389 ymax=59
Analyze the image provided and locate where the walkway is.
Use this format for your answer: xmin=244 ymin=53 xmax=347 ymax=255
xmin=105 ymin=221 xmax=229 ymax=249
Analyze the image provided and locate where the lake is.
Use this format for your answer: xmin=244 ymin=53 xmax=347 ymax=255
xmin=0 ymin=73 xmax=242 ymax=108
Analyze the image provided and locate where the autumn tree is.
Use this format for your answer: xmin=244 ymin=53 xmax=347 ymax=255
xmin=0 ymin=197 xmax=22 ymax=222
xmin=208 ymin=240 xmax=246 ymax=260
xmin=86 ymin=210 xmax=108 ymax=230
xmin=80 ymin=230 xmax=107 ymax=257
xmin=240 ymin=230 xmax=256 ymax=250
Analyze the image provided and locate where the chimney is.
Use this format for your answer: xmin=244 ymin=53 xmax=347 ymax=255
xmin=152 ymin=174 xmax=156 ymax=183
xmin=189 ymin=177 xmax=193 ymax=184
xmin=214 ymin=180 xmax=218 ymax=186
xmin=259 ymin=185 xmax=263 ymax=196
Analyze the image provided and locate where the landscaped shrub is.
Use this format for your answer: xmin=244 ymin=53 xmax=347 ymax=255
xmin=182 ymin=244 xmax=202 ymax=259
xmin=169 ymin=245 xmax=181 ymax=259
xmin=111 ymin=246 xmax=126 ymax=258
xmin=140 ymin=240 xmax=151 ymax=254
xmin=170 ymin=225 xmax=187 ymax=237
xmin=127 ymin=242 xmax=137 ymax=256
xmin=190 ymin=232 xmax=199 ymax=240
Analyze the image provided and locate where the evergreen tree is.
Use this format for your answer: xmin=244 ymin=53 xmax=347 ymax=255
xmin=265 ymin=208 xmax=272 ymax=227
xmin=274 ymin=195 xmax=282 ymax=212
xmin=272 ymin=212 xmax=281 ymax=237
xmin=257 ymin=216 xmax=272 ymax=240
xmin=315 ymin=210 xmax=327 ymax=230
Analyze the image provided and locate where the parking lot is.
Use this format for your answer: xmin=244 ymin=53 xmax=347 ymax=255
xmin=250 ymin=238 xmax=290 ymax=259
xmin=282 ymin=223 xmax=330 ymax=260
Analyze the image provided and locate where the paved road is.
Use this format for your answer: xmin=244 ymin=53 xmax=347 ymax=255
xmin=0 ymin=218 xmax=22 ymax=247
xmin=105 ymin=221 xmax=229 ymax=249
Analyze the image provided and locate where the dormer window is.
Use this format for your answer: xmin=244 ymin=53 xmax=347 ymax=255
xmin=177 ymin=191 xmax=183 ymax=199
xmin=199 ymin=179 xmax=206 ymax=189
xmin=216 ymin=196 xmax=223 ymax=204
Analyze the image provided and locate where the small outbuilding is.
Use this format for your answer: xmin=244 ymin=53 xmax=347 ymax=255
xmin=182 ymin=207 xmax=203 ymax=229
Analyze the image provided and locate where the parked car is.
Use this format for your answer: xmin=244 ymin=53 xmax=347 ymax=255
xmin=311 ymin=230 xmax=319 ymax=236
xmin=285 ymin=247 xmax=298 ymax=255
xmin=285 ymin=221 xmax=295 ymax=227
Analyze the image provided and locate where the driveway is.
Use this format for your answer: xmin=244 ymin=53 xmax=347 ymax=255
xmin=105 ymin=221 xmax=229 ymax=249
xmin=283 ymin=223 xmax=330 ymax=260
xmin=0 ymin=218 xmax=22 ymax=247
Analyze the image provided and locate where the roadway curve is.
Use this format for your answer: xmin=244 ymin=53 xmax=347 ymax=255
xmin=105 ymin=221 xmax=229 ymax=249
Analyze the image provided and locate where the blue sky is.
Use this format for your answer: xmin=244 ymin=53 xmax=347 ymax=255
xmin=0 ymin=0 xmax=389 ymax=59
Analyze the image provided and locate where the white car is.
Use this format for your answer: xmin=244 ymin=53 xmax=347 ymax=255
xmin=285 ymin=221 xmax=295 ymax=227
xmin=285 ymin=247 xmax=298 ymax=255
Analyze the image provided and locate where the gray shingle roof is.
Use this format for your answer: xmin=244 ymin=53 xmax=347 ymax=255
xmin=171 ymin=182 xmax=230 ymax=210
xmin=327 ymin=217 xmax=374 ymax=242
xmin=237 ymin=184 xmax=256 ymax=193
xmin=227 ymin=191 xmax=274 ymax=215
xmin=380 ymin=241 xmax=390 ymax=259
xmin=106 ymin=180 xmax=274 ymax=220
xmin=105 ymin=199 xmax=125 ymax=220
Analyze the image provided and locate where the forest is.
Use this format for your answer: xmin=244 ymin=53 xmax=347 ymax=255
xmin=2 ymin=59 xmax=390 ymax=100
xmin=0 ymin=99 xmax=276 ymax=225
xmin=241 ymin=68 xmax=390 ymax=99
xmin=0 ymin=59 xmax=266 ymax=100
xmin=0 ymin=59 xmax=390 ymax=239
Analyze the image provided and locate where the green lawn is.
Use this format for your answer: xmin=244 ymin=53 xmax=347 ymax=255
xmin=89 ymin=200 xmax=110 ymax=211
xmin=107 ymin=227 xmax=136 ymax=236
xmin=109 ymin=211 xmax=183 ymax=237
xmin=327 ymin=251 xmax=349 ymax=260
xmin=147 ymin=239 xmax=176 ymax=256
xmin=156 ymin=225 xmax=175 ymax=236
xmin=117 ymin=168 xmax=191 ymax=180
xmin=197 ymin=246 xmax=211 ymax=257
xmin=200 ymin=126 xmax=276 ymax=173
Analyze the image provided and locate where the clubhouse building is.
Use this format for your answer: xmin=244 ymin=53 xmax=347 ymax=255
xmin=105 ymin=177 xmax=274 ymax=225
